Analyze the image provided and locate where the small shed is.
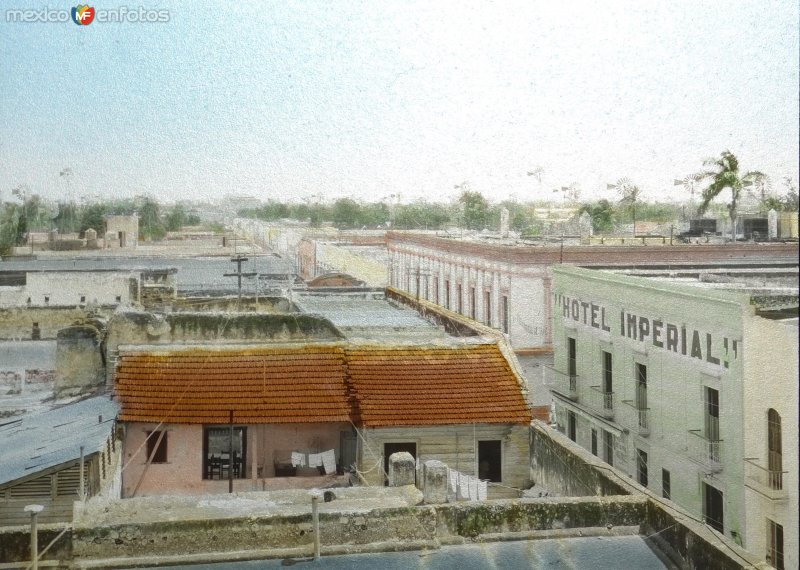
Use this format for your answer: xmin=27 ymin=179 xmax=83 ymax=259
xmin=0 ymin=396 xmax=119 ymax=525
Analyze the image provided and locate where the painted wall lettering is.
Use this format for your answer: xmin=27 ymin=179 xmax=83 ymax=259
xmin=553 ymin=292 xmax=740 ymax=369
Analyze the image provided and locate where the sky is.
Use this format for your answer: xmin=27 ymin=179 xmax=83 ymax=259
xmin=0 ymin=1 xmax=798 ymax=205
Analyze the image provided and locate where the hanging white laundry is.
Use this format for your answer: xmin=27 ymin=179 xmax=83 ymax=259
xmin=321 ymin=449 xmax=336 ymax=475
xmin=469 ymin=476 xmax=479 ymax=501
xmin=291 ymin=452 xmax=305 ymax=467
xmin=307 ymin=453 xmax=322 ymax=468
xmin=477 ymin=480 xmax=488 ymax=501
xmin=458 ymin=472 xmax=469 ymax=500
xmin=448 ymin=469 xmax=458 ymax=493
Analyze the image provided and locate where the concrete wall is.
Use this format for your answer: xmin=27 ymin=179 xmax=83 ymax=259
xmin=530 ymin=421 xmax=631 ymax=497
xmin=0 ymin=272 xmax=139 ymax=308
xmin=0 ymin=307 xmax=98 ymax=340
xmin=122 ymin=422 xmax=350 ymax=498
xmin=357 ymin=424 xmax=530 ymax=499
xmin=55 ymin=324 xmax=105 ymax=397
xmin=741 ymin=315 xmax=798 ymax=569
xmin=106 ymin=311 xmax=343 ymax=358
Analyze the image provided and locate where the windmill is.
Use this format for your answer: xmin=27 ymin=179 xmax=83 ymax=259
xmin=607 ymin=177 xmax=640 ymax=236
xmin=673 ymin=173 xmax=703 ymax=219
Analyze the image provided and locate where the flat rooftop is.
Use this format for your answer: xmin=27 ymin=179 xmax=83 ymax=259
xmin=129 ymin=536 xmax=671 ymax=570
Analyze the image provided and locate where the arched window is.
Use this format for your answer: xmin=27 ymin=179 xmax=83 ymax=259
xmin=767 ymin=409 xmax=782 ymax=490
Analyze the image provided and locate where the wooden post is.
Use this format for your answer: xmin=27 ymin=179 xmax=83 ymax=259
xmin=228 ymin=410 xmax=234 ymax=494
xmin=79 ymin=446 xmax=85 ymax=501
xmin=311 ymin=492 xmax=321 ymax=560
xmin=24 ymin=505 xmax=43 ymax=570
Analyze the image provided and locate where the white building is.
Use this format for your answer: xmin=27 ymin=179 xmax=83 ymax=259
xmin=386 ymin=232 xmax=800 ymax=351
xmin=0 ymin=270 xmax=140 ymax=308
xmin=548 ymin=265 xmax=798 ymax=570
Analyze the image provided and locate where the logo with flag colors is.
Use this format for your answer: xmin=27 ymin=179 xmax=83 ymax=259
xmin=71 ymin=5 xmax=95 ymax=25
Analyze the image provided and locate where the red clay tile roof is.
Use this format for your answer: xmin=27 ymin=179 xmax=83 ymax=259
xmin=115 ymin=346 xmax=351 ymax=424
xmin=114 ymin=344 xmax=531 ymax=427
xmin=345 ymin=344 xmax=531 ymax=427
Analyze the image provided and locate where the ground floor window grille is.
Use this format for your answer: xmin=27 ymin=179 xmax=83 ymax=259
xmin=767 ymin=519 xmax=784 ymax=570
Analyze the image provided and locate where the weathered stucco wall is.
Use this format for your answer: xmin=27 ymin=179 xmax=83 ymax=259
xmin=55 ymin=324 xmax=105 ymax=396
xmin=358 ymin=424 xmax=530 ymax=499
xmin=0 ymin=307 xmax=99 ymax=340
xmin=122 ymin=422 xmax=351 ymax=497
xmin=106 ymin=311 xmax=343 ymax=357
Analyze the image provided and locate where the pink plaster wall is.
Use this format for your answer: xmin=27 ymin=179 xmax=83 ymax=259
xmin=122 ymin=422 xmax=350 ymax=497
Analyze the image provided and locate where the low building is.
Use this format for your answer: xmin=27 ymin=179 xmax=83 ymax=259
xmin=547 ymin=265 xmax=798 ymax=569
xmin=0 ymin=270 xmax=141 ymax=308
xmin=0 ymin=396 xmax=119 ymax=526
xmin=103 ymin=214 xmax=139 ymax=248
xmin=113 ymin=342 xmax=531 ymax=499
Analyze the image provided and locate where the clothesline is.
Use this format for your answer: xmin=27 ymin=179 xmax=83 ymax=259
xmin=290 ymin=449 xmax=336 ymax=475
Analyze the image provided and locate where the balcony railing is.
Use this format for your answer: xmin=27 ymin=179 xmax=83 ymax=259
xmin=544 ymin=366 xmax=577 ymax=401
xmin=622 ymin=400 xmax=650 ymax=436
xmin=588 ymin=386 xmax=614 ymax=419
xmin=687 ymin=430 xmax=722 ymax=472
xmin=744 ymin=458 xmax=788 ymax=501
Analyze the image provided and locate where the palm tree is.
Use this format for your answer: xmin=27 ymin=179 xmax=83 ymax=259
xmin=697 ymin=151 xmax=765 ymax=242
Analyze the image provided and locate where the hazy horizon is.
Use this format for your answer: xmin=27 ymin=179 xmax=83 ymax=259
xmin=1 ymin=1 xmax=798 ymax=206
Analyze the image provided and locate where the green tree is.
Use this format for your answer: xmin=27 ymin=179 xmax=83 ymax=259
xmin=331 ymin=198 xmax=361 ymax=228
xmin=459 ymin=190 xmax=489 ymax=230
xmin=80 ymin=203 xmax=108 ymax=233
xmin=165 ymin=204 xmax=188 ymax=231
xmin=579 ymin=200 xmax=615 ymax=233
xmin=697 ymin=151 xmax=764 ymax=242
xmin=136 ymin=195 xmax=166 ymax=240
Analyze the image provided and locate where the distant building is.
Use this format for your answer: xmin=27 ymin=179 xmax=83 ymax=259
xmin=386 ymin=232 xmax=800 ymax=351
xmin=548 ymin=265 xmax=798 ymax=569
xmin=104 ymin=214 xmax=138 ymax=248
xmin=113 ymin=343 xmax=531 ymax=499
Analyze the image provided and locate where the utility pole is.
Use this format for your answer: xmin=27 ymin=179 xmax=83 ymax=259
xmin=224 ymin=255 xmax=257 ymax=302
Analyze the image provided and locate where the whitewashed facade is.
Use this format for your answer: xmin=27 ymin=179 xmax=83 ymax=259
xmin=549 ymin=266 xmax=797 ymax=569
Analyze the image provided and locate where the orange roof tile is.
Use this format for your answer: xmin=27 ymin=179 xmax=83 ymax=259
xmin=344 ymin=344 xmax=532 ymax=428
xmin=115 ymin=346 xmax=351 ymax=424
xmin=114 ymin=344 xmax=532 ymax=428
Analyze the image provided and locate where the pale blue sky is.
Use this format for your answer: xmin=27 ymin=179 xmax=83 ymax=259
xmin=1 ymin=1 xmax=798 ymax=204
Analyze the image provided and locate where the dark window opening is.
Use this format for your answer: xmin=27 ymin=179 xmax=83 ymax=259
xmin=484 ymin=290 xmax=491 ymax=325
xmin=567 ymin=411 xmax=577 ymax=442
xmin=567 ymin=337 xmax=577 ymax=377
xmin=602 ymin=351 xmax=613 ymax=393
xmin=80 ymin=295 xmax=86 ymax=303
xmin=767 ymin=409 xmax=783 ymax=490
xmin=636 ymin=449 xmax=648 ymax=487
xmin=457 ymin=284 xmax=463 ymax=314
xmin=603 ymin=430 xmax=614 ymax=466
xmin=203 ymin=426 xmax=247 ymax=480
xmin=501 ymin=295 xmax=509 ymax=334
xmin=478 ymin=440 xmax=502 ymax=483
xmin=703 ymin=482 xmax=724 ymax=533
xmin=470 ymin=287 xmax=476 ymax=319
xmin=445 ymin=280 xmax=451 ymax=309
xmin=383 ymin=442 xmax=416 ymax=486
xmin=146 ymin=430 xmax=168 ymax=464
xmin=591 ymin=429 xmax=598 ymax=456
xmin=661 ymin=468 xmax=671 ymax=500
xmin=115 ymin=295 xmax=122 ymax=302
xmin=767 ymin=519 xmax=784 ymax=570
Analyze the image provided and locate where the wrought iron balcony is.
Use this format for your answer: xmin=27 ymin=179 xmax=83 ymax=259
xmin=622 ymin=400 xmax=650 ymax=436
xmin=544 ymin=366 xmax=578 ymax=401
xmin=587 ymin=386 xmax=614 ymax=419
xmin=687 ymin=430 xmax=722 ymax=473
xmin=744 ymin=458 xmax=788 ymax=501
